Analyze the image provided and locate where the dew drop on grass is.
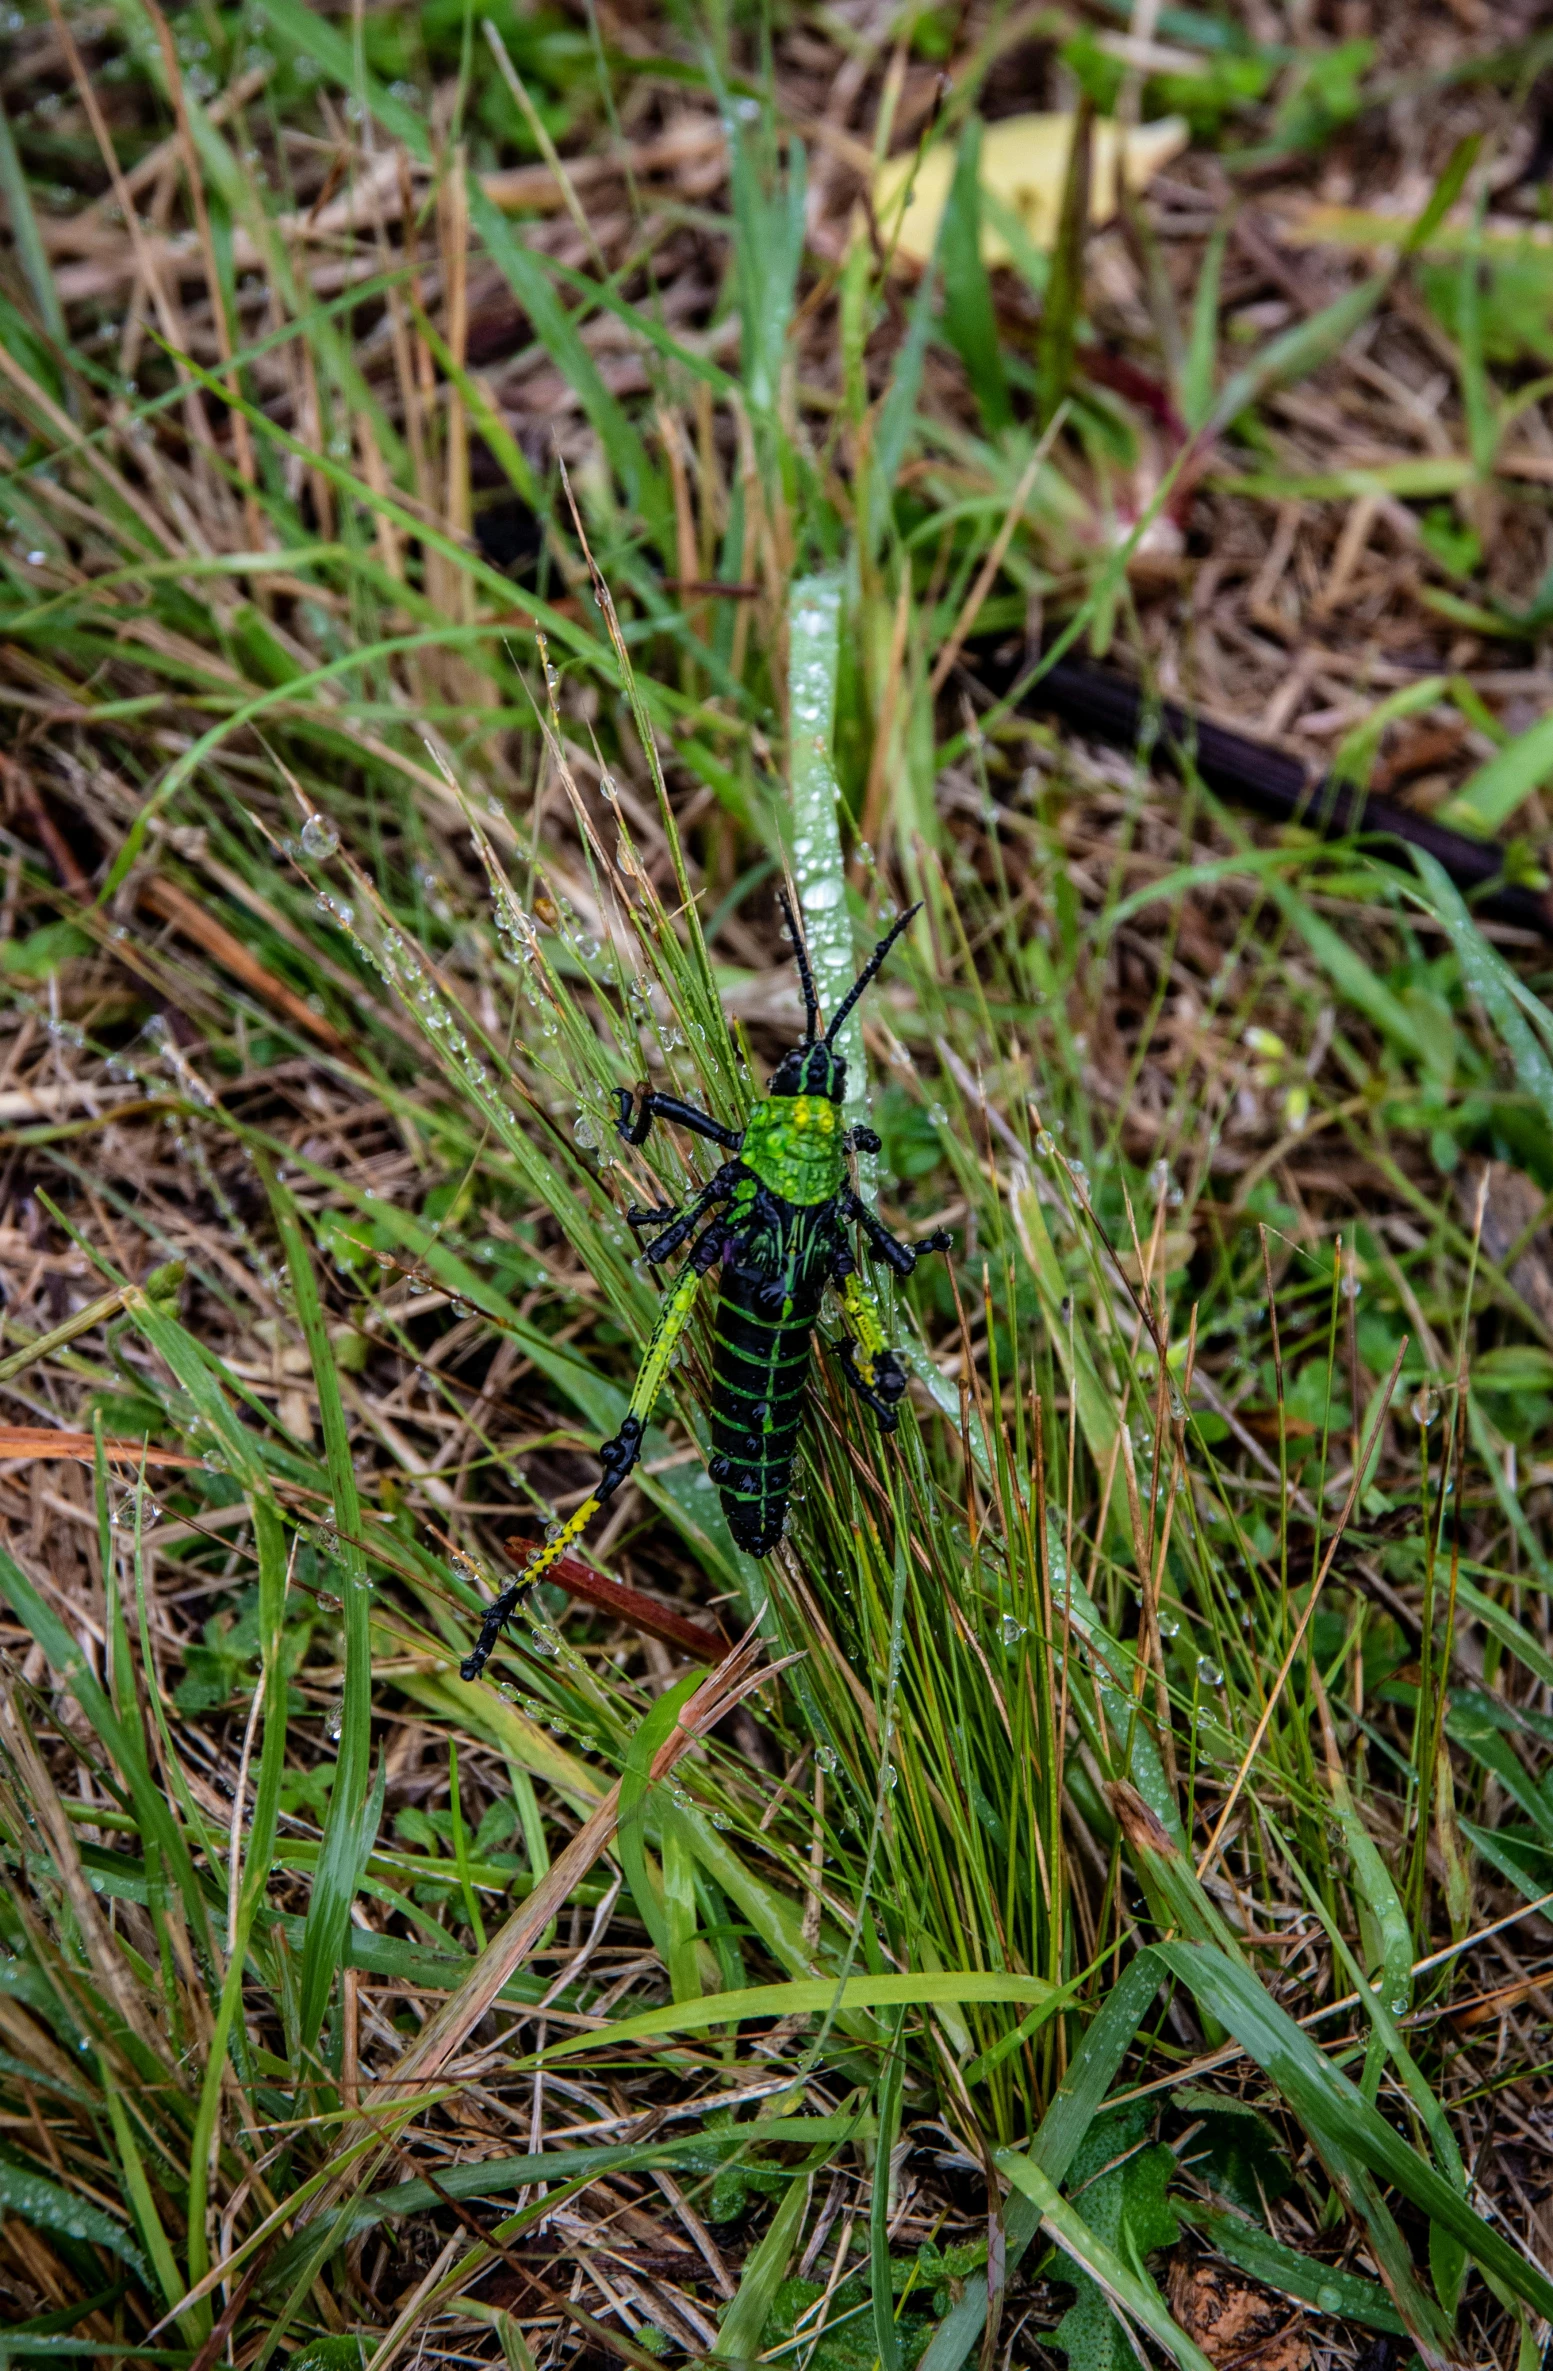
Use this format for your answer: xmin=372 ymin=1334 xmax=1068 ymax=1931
xmin=300 ymin=813 xmax=340 ymax=860
xmin=573 ymin=1112 xmax=601 ymax=1151
xmin=1410 ymin=1388 xmax=1438 ymax=1428
xmin=1000 ymin=1615 xmax=1025 ymax=1645
xmin=1035 ymin=1130 xmax=1056 ymax=1158
xmin=325 ymin=1704 xmax=343 ymax=1742
xmin=1315 ymin=2286 xmax=1342 ymax=2317
xmin=1158 ymin=1613 xmax=1179 ymax=1639
xmin=1196 ymin=1657 xmax=1224 ymax=1688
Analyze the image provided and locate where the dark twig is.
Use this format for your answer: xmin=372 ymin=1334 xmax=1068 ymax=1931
xmin=974 ymin=645 xmax=1553 ymax=938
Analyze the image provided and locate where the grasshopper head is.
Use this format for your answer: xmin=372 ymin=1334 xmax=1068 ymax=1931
xmin=769 ymin=1040 xmax=847 ymax=1101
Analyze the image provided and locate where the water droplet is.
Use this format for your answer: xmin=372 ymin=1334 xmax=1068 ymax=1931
xmin=1000 ymin=1615 xmax=1025 ymax=1645
xmin=1315 ymin=2285 xmax=1343 ymax=2317
xmin=300 ymin=813 xmax=340 ymax=859
xmin=1410 ymin=1388 xmax=1438 ymax=1428
xmin=816 ymin=1745 xmax=838 ymax=1775
xmin=1035 ymin=1130 xmax=1056 ymax=1158
xmin=573 ymin=1112 xmax=601 ymax=1151
xmin=1196 ymin=1657 xmax=1223 ymax=1688
xmin=325 ymin=1704 xmax=343 ymax=1741
xmin=1065 ymin=1157 xmax=1089 ymax=1188
xmin=1158 ymin=1613 xmax=1179 ymax=1639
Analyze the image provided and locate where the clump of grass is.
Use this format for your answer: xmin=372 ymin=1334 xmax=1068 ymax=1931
xmin=3 ymin=6 xmax=1553 ymax=2371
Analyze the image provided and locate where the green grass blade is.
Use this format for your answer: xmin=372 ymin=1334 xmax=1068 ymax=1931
xmin=941 ymin=120 xmax=1012 ymax=435
xmin=1180 ymin=2206 xmax=1406 ymax=2334
xmin=1183 ymin=220 xmax=1229 ymax=431
xmin=996 ymin=2147 xmax=1216 ymax=2371
xmin=714 ymin=2164 xmax=813 ymax=2364
xmin=1157 ymin=1940 xmax=1553 ymax=2327
xmin=872 ymin=2006 xmax=907 ymax=2371
xmin=269 ymin=1181 xmax=376 ymax=2050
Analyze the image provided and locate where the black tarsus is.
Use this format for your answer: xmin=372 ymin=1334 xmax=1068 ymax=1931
xmin=841 ymin=1187 xmax=952 ymax=1277
xmin=615 ymin=1085 xmax=744 ymax=1150
xmin=825 ymin=903 xmax=923 ymax=1045
xmin=778 ymin=886 xmax=821 ymax=1042
xmin=460 ymin=1413 xmax=649 ymax=1680
xmin=627 ymin=1200 xmax=679 ymax=1232
xmin=462 ymin=1583 xmax=526 ymax=1682
xmin=834 ymin=1337 xmax=908 ymax=1430
xmin=845 ymin=1123 xmax=882 ymax=1155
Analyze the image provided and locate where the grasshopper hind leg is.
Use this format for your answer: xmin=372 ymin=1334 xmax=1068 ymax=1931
xmin=460 ymin=1266 xmax=706 ymax=1681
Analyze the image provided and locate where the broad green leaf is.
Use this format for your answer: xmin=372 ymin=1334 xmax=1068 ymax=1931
xmin=1157 ymin=1940 xmax=1553 ymax=2332
xmin=716 ymin=2168 xmax=813 ymax=2364
xmin=1179 ymin=2205 xmax=1405 ymax=2333
xmin=0 ymin=2156 xmax=147 ymax=2279
xmin=997 ymin=2148 xmax=1213 ymax=2371
xmin=914 ymin=1953 xmax=1166 ymax=2371
xmin=1048 ymin=2102 xmax=1180 ymax=2371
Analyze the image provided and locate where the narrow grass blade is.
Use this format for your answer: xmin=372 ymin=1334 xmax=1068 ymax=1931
xmin=1183 ymin=220 xmax=1228 ymax=431
xmin=0 ymin=98 xmax=65 ymax=347
xmin=996 ymin=2148 xmax=1216 ymax=2371
xmin=941 ymin=121 xmax=1012 ymax=435
xmin=788 ymin=573 xmax=869 ymax=1124
xmin=714 ymin=2166 xmax=812 ymax=2364
xmin=1158 ymin=1940 xmax=1553 ymax=2332
xmin=534 ymin=1971 xmax=1066 ymax=2063
xmin=269 ymin=1181 xmax=375 ymax=2049
xmin=1035 ymin=99 xmax=1093 ymax=429
xmin=872 ymin=2008 xmax=906 ymax=2371
xmin=1180 ymin=2205 xmax=1406 ymax=2334
xmin=1437 ymin=711 xmax=1553 ymax=836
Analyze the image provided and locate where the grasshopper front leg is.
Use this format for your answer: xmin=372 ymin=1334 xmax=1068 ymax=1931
xmin=461 ymin=1264 xmax=706 ymax=1680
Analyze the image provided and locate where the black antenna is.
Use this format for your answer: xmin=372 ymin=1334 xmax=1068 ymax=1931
xmin=778 ymin=887 xmax=821 ymax=1043
xmin=825 ymin=903 xmax=922 ymax=1045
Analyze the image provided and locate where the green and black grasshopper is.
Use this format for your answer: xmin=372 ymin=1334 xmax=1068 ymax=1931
xmin=460 ymin=897 xmax=951 ymax=1680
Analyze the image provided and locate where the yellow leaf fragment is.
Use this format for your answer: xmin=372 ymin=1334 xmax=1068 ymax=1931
xmin=875 ymin=113 xmax=1190 ymax=267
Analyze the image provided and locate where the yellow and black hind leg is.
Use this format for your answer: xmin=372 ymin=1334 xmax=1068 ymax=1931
xmin=832 ymin=1265 xmax=910 ymax=1432
xmin=460 ymin=1264 xmax=706 ymax=1680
